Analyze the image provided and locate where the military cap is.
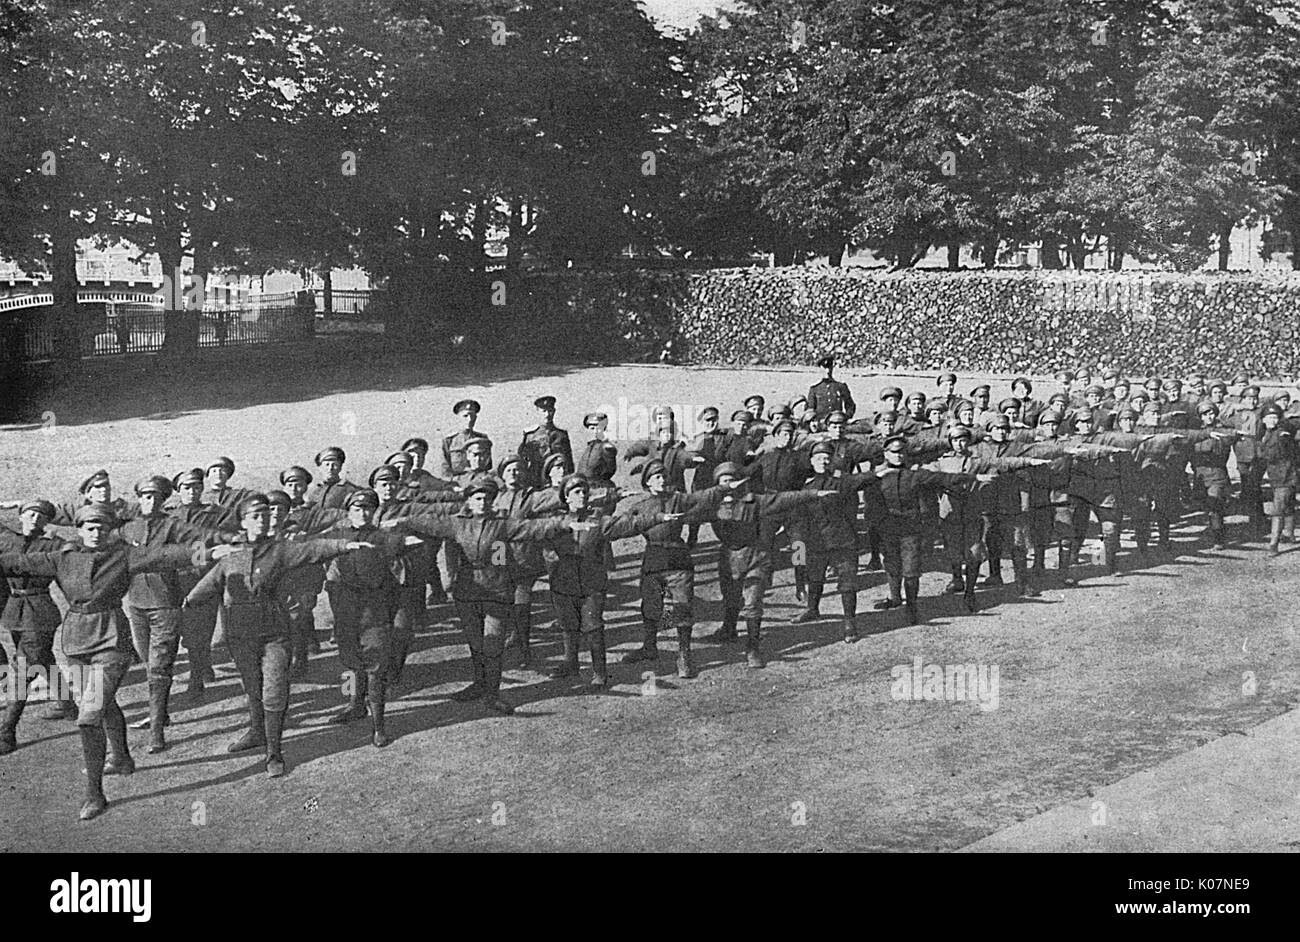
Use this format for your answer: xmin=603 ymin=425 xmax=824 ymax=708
xmin=385 ymin=451 xmax=414 ymax=469
xmin=1101 ymin=368 xmax=1120 ymax=381
xmin=1143 ymin=376 xmax=1162 ymax=390
xmin=1047 ymin=391 xmax=1070 ymax=405
xmin=988 ymin=413 xmax=1011 ymax=430
xmin=799 ymin=408 xmax=818 ymax=425
xmin=997 ymin=397 xmax=1020 ymax=412
xmin=772 ymin=419 xmax=797 ymax=436
xmin=1073 ymin=367 xmax=1092 ymax=380
xmin=1073 ymin=411 xmax=1094 ymax=425
xmin=730 ymin=409 xmax=752 ymax=422
xmin=1011 ymin=376 xmax=1032 ymax=393
xmin=369 ymin=465 xmax=400 ymax=487
xmin=74 ymin=502 xmax=118 ymax=527
xmin=639 ymin=459 xmax=667 ymax=488
xmin=712 ymin=461 xmax=745 ymax=483
xmin=1128 ymin=389 xmax=1148 ymax=403
xmin=1198 ymin=400 xmax=1219 ymax=415
xmin=1085 ymin=384 xmax=1104 ymax=397
xmin=401 ymin=437 xmax=429 ymax=454
xmin=697 ymin=406 xmax=720 ymax=422
xmin=970 ymin=384 xmax=991 ymax=396
xmin=883 ymin=434 xmax=908 ymax=451
xmin=315 ymin=446 xmax=346 ymax=466
xmin=652 ymin=405 xmax=675 ymax=419
xmin=1116 ymin=405 xmax=1140 ymax=420
xmin=1275 ymin=390 xmax=1293 ymax=402
xmin=78 ymin=469 xmax=110 ymax=495
xmin=826 ymin=410 xmax=848 ymax=425
xmin=744 ymin=395 xmax=765 ymax=410
xmin=236 ymin=493 xmax=271 ymax=518
xmin=1054 ymin=369 xmax=1073 ymax=382
xmin=463 ymin=478 xmax=500 ymax=500
xmin=1230 ymin=372 xmax=1250 ymax=386
xmin=280 ymin=466 xmax=312 ymax=485
xmin=875 ymin=408 xmax=900 ymax=423
xmin=925 ymin=401 xmax=947 ymax=415
xmin=345 ymin=488 xmax=381 ymax=511
xmin=946 ymin=424 xmax=973 ymax=441
xmin=1037 ymin=411 xmax=1061 ymax=426
xmin=879 ymin=386 xmax=903 ymax=401
xmin=174 ymin=468 xmax=204 ymax=489
xmin=534 ymin=395 xmax=557 ymax=411
xmin=1208 ymin=379 xmax=1228 ymax=393
xmin=816 ymin=353 xmax=835 ymax=369
xmin=789 ymin=395 xmax=809 ymax=413
xmin=542 ymin=452 xmax=569 ymax=477
xmin=810 ymin=441 xmax=836 ymax=458
xmin=465 ymin=437 xmax=493 ymax=453
xmin=134 ymin=475 xmax=173 ymax=498
xmin=19 ymin=499 xmax=56 ymax=518
xmin=937 ymin=371 xmax=957 ymax=386
xmin=768 ymin=404 xmax=792 ymax=420
xmin=583 ymin=412 xmax=608 ymax=429
xmin=905 ymin=390 xmax=927 ymax=405
xmin=207 ymin=456 xmax=235 ymax=476
xmin=1261 ymin=404 xmax=1283 ymax=419
xmin=560 ymin=472 xmax=590 ymax=496
xmin=951 ymin=397 xmax=974 ymax=413
xmin=266 ymin=490 xmax=292 ymax=508
xmin=1241 ymin=385 xmax=1261 ymax=398
xmin=1161 ymin=378 xmax=1181 ymax=391
xmin=496 ymin=454 xmax=525 ymax=476
xmin=453 ymin=399 xmax=481 ymax=416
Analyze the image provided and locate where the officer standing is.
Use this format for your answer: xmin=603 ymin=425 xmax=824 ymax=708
xmin=808 ymin=354 xmax=855 ymax=422
xmin=519 ymin=395 xmax=573 ymax=489
xmin=439 ymin=399 xmax=490 ymax=479
xmin=576 ymin=412 xmax=619 ymax=484
xmin=308 ymin=446 xmax=361 ymax=509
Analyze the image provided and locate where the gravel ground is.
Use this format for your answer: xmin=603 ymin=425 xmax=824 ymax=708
xmin=1 ymin=348 xmax=1297 ymax=851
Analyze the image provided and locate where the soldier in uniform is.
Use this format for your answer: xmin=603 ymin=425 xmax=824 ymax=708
xmin=439 ymin=399 xmax=489 ymax=480
xmin=0 ymin=503 xmax=225 ymax=820
xmin=169 ymin=468 xmax=230 ymax=691
xmin=747 ymin=418 xmax=813 ymax=597
xmin=624 ymin=424 xmax=703 ymax=493
xmin=1012 ymin=377 xmax=1044 ymax=428
xmin=519 ymin=395 xmax=574 ymax=489
xmin=184 ymin=495 xmax=367 ymax=772
xmin=1230 ymin=385 xmax=1265 ymax=535
xmin=876 ymin=386 xmax=904 ymax=425
xmin=687 ymin=406 xmax=726 ymax=546
xmin=0 ymin=499 xmax=76 ymax=754
xmin=120 ymin=475 xmax=233 ymax=753
xmin=904 ymin=391 xmax=927 ymax=427
xmin=46 ymin=469 xmax=134 ymax=526
xmin=807 ymin=354 xmax=855 ymax=421
xmin=494 ymin=454 xmax=562 ymax=666
xmin=1189 ymin=402 xmax=1240 ymax=549
xmin=308 ymin=446 xmax=361 ymax=509
xmin=576 ymin=412 xmax=618 ymax=484
xmin=970 ymin=384 xmax=994 ymax=426
xmin=401 ymin=438 xmax=441 ymax=491
xmin=936 ymin=371 xmax=959 ymax=411
xmin=1258 ymin=404 xmax=1297 ymax=555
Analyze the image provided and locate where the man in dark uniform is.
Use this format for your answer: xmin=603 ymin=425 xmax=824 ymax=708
xmin=687 ymin=406 xmax=725 ymax=546
xmin=308 ymin=446 xmax=361 ymax=509
xmin=495 ymin=454 xmax=562 ymax=666
xmin=576 ymin=412 xmax=618 ymax=485
xmin=0 ymin=499 xmax=76 ymax=754
xmin=519 ymin=395 xmax=574 ymax=489
xmin=936 ymin=371 xmax=959 ymax=411
xmin=1012 ymin=377 xmax=1045 ymax=428
xmin=44 ymin=469 xmax=133 ymax=526
xmin=169 ymin=468 xmax=232 ymax=690
xmin=439 ymin=399 xmax=489 ymax=479
xmin=808 ymin=354 xmax=855 ymax=422
xmin=204 ymin=457 xmax=254 ymax=516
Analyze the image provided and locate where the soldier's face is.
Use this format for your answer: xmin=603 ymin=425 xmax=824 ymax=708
xmin=1113 ymin=384 xmax=1129 ymax=400
xmin=406 ymin=449 xmax=425 ymax=470
xmin=87 ymin=483 xmax=111 ymax=503
xmin=827 ymin=421 xmax=845 ymax=439
xmin=701 ymin=416 xmax=718 ymax=433
xmin=466 ymin=493 xmax=490 ymax=515
xmin=320 ymin=459 xmax=342 ymax=482
xmin=242 ymin=507 xmax=269 ymax=541
xmin=884 ymin=446 xmax=904 ymax=466
xmin=468 ymin=448 xmax=491 ymax=470
xmin=974 ymin=393 xmax=989 ymax=409
xmin=882 ymin=395 xmax=901 ymax=412
xmin=941 ymin=379 xmax=955 ymax=396
xmin=907 ymin=399 xmax=924 ymax=418
xmin=1191 ymin=380 xmax=1205 ymax=397
xmin=1263 ymin=412 xmax=1280 ymax=430
xmin=657 ymin=428 xmax=674 ymax=445
xmin=566 ymin=487 xmax=588 ymax=511
xmin=774 ymin=428 xmax=793 ymax=449
xmin=1277 ymin=394 xmax=1292 ymax=410
xmin=460 ymin=410 xmax=477 ymax=431
xmin=1013 ymin=383 xmax=1030 ymax=399
xmin=348 ymin=505 xmax=376 ymax=528
xmin=548 ymin=464 xmax=566 ymax=486
xmin=950 ymin=436 xmax=969 ymax=454
xmin=137 ymin=492 xmax=161 ymax=516
xmin=79 ymin=520 xmax=107 ymax=549
xmin=285 ymin=479 xmax=307 ymax=501
xmin=1087 ymin=394 xmax=1101 ymax=407
xmin=376 ymin=480 xmax=398 ymax=502
xmin=746 ymin=403 xmax=763 ymax=420
xmin=822 ymin=366 xmax=833 ymax=380
xmin=990 ymin=425 xmax=1008 ymax=442
xmin=268 ymin=505 xmax=286 ymax=530
xmin=646 ymin=471 xmax=667 ymax=494
xmin=1211 ymin=388 xmax=1226 ymax=404
xmin=538 ymin=407 xmax=555 ymax=425
xmin=178 ymin=482 xmax=202 ymax=505
xmin=811 ymin=453 xmax=830 ymax=474
xmin=732 ymin=418 xmax=749 ymax=434
xmin=1040 ymin=420 xmax=1059 ymax=437
xmin=207 ymin=467 xmax=230 ymax=489
xmin=1001 ymin=407 xmax=1018 ymax=423
xmin=1075 ymin=419 xmax=1093 ymax=435
xmin=502 ymin=464 xmax=522 ymax=487
xmin=717 ymin=473 xmax=739 ymax=490
xmin=926 ymin=409 xmax=944 ymax=425
xmin=20 ymin=509 xmax=48 ymax=536
xmin=1243 ymin=394 xmax=1259 ymax=410
xmin=1200 ymin=409 xmax=1218 ymax=425
xmin=1119 ymin=416 xmax=1136 ymax=433
xmin=957 ymin=406 xmax=974 ymax=425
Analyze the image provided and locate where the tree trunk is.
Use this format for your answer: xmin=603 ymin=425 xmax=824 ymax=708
xmin=158 ymin=226 xmax=188 ymax=357
xmin=982 ymin=235 xmax=999 ymax=269
xmin=1217 ymin=221 xmax=1233 ymax=270
xmin=947 ymin=242 xmax=960 ymax=270
xmin=1040 ymin=236 xmax=1063 ymax=269
xmin=505 ymin=198 xmax=522 ymax=276
xmin=826 ymin=240 xmax=845 ymax=267
xmin=1108 ymin=232 xmax=1125 ymax=271
xmin=471 ymin=199 xmax=489 ymax=276
xmin=323 ymin=268 xmax=333 ymax=316
xmin=49 ymin=207 xmax=81 ymax=361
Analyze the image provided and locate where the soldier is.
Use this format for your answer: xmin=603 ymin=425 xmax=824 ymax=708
xmin=394 ymin=479 xmax=574 ymax=714
xmin=793 ymin=442 xmax=882 ymax=641
xmin=0 ymin=503 xmax=227 ymax=820
xmin=998 ymin=397 xmax=1029 ymax=430
xmin=120 ymin=475 xmax=232 ymax=753
xmin=519 ymin=395 xmax=574 ymax=489
xmin=576 ymin=412 xmax=618 ymax=484
xmin=693 ymin=462 xmax=827 ymax=661
xmin=47 ymin=469 xmax=133 ymax=526
xmin=495 ymin=454 xmax=562 ymax=666
xmin=1160 ymin=378 xmax=1194 ymax=428
xmin=1190 ymin=402 xmax=1240 ymax=548
xmin=184 ymin=495 xmax=367 ymax=772
xmin=624 ymin=424 xmax=702 ymax=493
xmin=0 ymin=499 xmax=76 ymax=754
xmin=687 ymin=406 xmax=726 ymax=546
xmin=904 ymin=391 xmax=927 ymax=427
xmin=438 ymin=399 xmax=489 ymax=480
xmin=720 ymin=409 xmax=757 ymax=465
xmin=970 ymin=384 xmax=994 ymax=426
xmin=545 ymin=473 xmax=682 ymax=686
xmin=1100 ymin=368 xmax=1121 ymax=394
xmin=1230 ymin=385 xmax=1265 ymax=535
xmin=1012 ymin=377 xmax=1044 ymax=427
xmin=308 ymin=446 xmax=361 ymax=509
xmin=808 ymin=354 xmax=855 ymax=421
xmin=401 ymin=438 xmax=441 ymax=491
xmin=262 ymin=489 xmax=326 ymax=680
xmin=1053 ymin=369 xmax=1075 ymax=404
xmin=872 ymin=436 xmax=986 ymax=624
xmin=936 ymin=371 xmax=959 ymax=411
xmin=169 ymin=468 xmax=229 ymax=691
xmin=876 ymin=386 xmax=904 ymax=424
xmin=747 ymin=418 xmax=813 ymax=597
xmin=1258 ymin=404 xmax=1297 ymax=555
xmin=617 ymin=459 xmax=727 ymax=678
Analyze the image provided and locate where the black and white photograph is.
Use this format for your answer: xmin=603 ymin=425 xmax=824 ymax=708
xmin=0 ymin=0 xmax=1295 ymax=902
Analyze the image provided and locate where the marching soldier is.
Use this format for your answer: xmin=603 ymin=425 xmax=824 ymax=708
xmin=184 ymin=495 xmax=368 ymax=772
xmin=1230 ymin=385 xmax=1265 ymax=535
xmin=308 ymin=446 xmax=361 ymax=509
xmin=0 ymin=503 xmax=227 ymax=820
xmin=204 ymin=457 xmax=253 ymax=515
xmin=0 ymin=499 xmax=76 ymax=754
xmin=439 ymin=399 xmax=489 ymax=479
xmin=47 ymin=469 xmax=133 ymax=526
xmin=262 ymin=490 xmax=327 ymax=680
xmin=808 ymin=354 xmax=855 ymax=421
xmin=169 ymin=468 xmax=231 ymax=691
xmin=1258 ymin=404 xmax=1297 ymax=555
xmin=519 ymin=395 xmax=574 ymax=489
xmin=495 ymin=454 xmax=562 ymax=666
xmin=1189 ymin=402 xmax=1240 ymax=548
xmin=576 ymin=412 xmax=618 ymax=483
xmin=624 ymin=424 xmax=702 ymax=493
xmin=687 ymin=406 xmax=726 ymax=546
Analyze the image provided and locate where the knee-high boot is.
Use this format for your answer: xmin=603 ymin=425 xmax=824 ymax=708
xmin=102 ymin=701 xmax=132 ymax=776
xmin=841 ymin=591 xmax=859 ymax=643
xmin=1269 ymin=516 xmax=1283 ymax=556
xmin=368 ymin=674 xmax=389 ymax=747
xmin=622 ymin=619 xmax=661 ymax=662
xmin=791 ymin=582 xmax=823 ymax=623
xmin=329 ymin=669 xmax=368 ymax=724
xmin=147 ymin=678 xmax=171 ymax=754
xmin=265 ymin=709 xmax=288 ymax=777
xmin=588 ymin=630 xmax=609 ymax=688
xmin=0 ymin=701 xmax=26 ymax=755
xmin=700 ymin=603 xmax=739 ymax=642
xmin=1285 ymin=514 xmax=1295 ymax=543
xmin=481 ymin=655 xmax=514 ymax=715
xmin=874 ymin=576 xmax=902 ymax=610
xmin=549 ymin=630 xmax=582 ymax=678
xmin=793 ymin=564 xmax=807 ymax=601
xmin=1032 ymin=544 xmax=1046 ymax=575
xmin=511 ymin=603 xmax=533 ymax=665
xmin=745 ymin=618 xmax=765 ymax=667
xmin=1058 ymin=544 xmax=1076 ymax=585
xmin=676 ymin=626 xmax=695 ymax=679
xmin=1011 ymin=554 xmax=1037 ymax=597
xmin=451 ymin=651 xmax=487 ymax=701
xmin=945 ymin=564 xmax=964 ymax=594
xmin=962 ymin=564 xmax=979 ymax=612
xmin=230 ymin=698 xmax=268 ymax=752
xmin=79 ymin=725 xmax=109 ymax=820
xmin=903 ymin=577 xmax=920 ymax=625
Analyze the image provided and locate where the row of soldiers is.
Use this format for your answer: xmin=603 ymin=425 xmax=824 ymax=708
xmin=1 ymin=362 xmax=1296 ymax=822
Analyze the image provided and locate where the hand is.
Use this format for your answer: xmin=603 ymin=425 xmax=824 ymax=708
xmin=816 ymin=490 xmax=838 ymax=497
xmin=975 ymin=474 xmax=997 ymax=483
xmin=568 ymin=520 xmax=597 ymax=531
xmin=658 ymin=512 xmax=686 ymax=522
xmin=379 ymin=518 xmax=401 ymax=529
xmin=345 ymin=541 xmax=374 ymax=550
xmin=403 ymin=535 xmax=424 ymax=546
xmin=1030 ymin=458 xmax=1050 ymax=467
xmin=210 ymin=544 xmax=237 ymax=560
xmin=726 ymin=478 xmax=747 ymax=489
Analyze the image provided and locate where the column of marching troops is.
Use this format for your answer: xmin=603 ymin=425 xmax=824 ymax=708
xmin=1 ymin=359 xmax=1297 ymax=822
